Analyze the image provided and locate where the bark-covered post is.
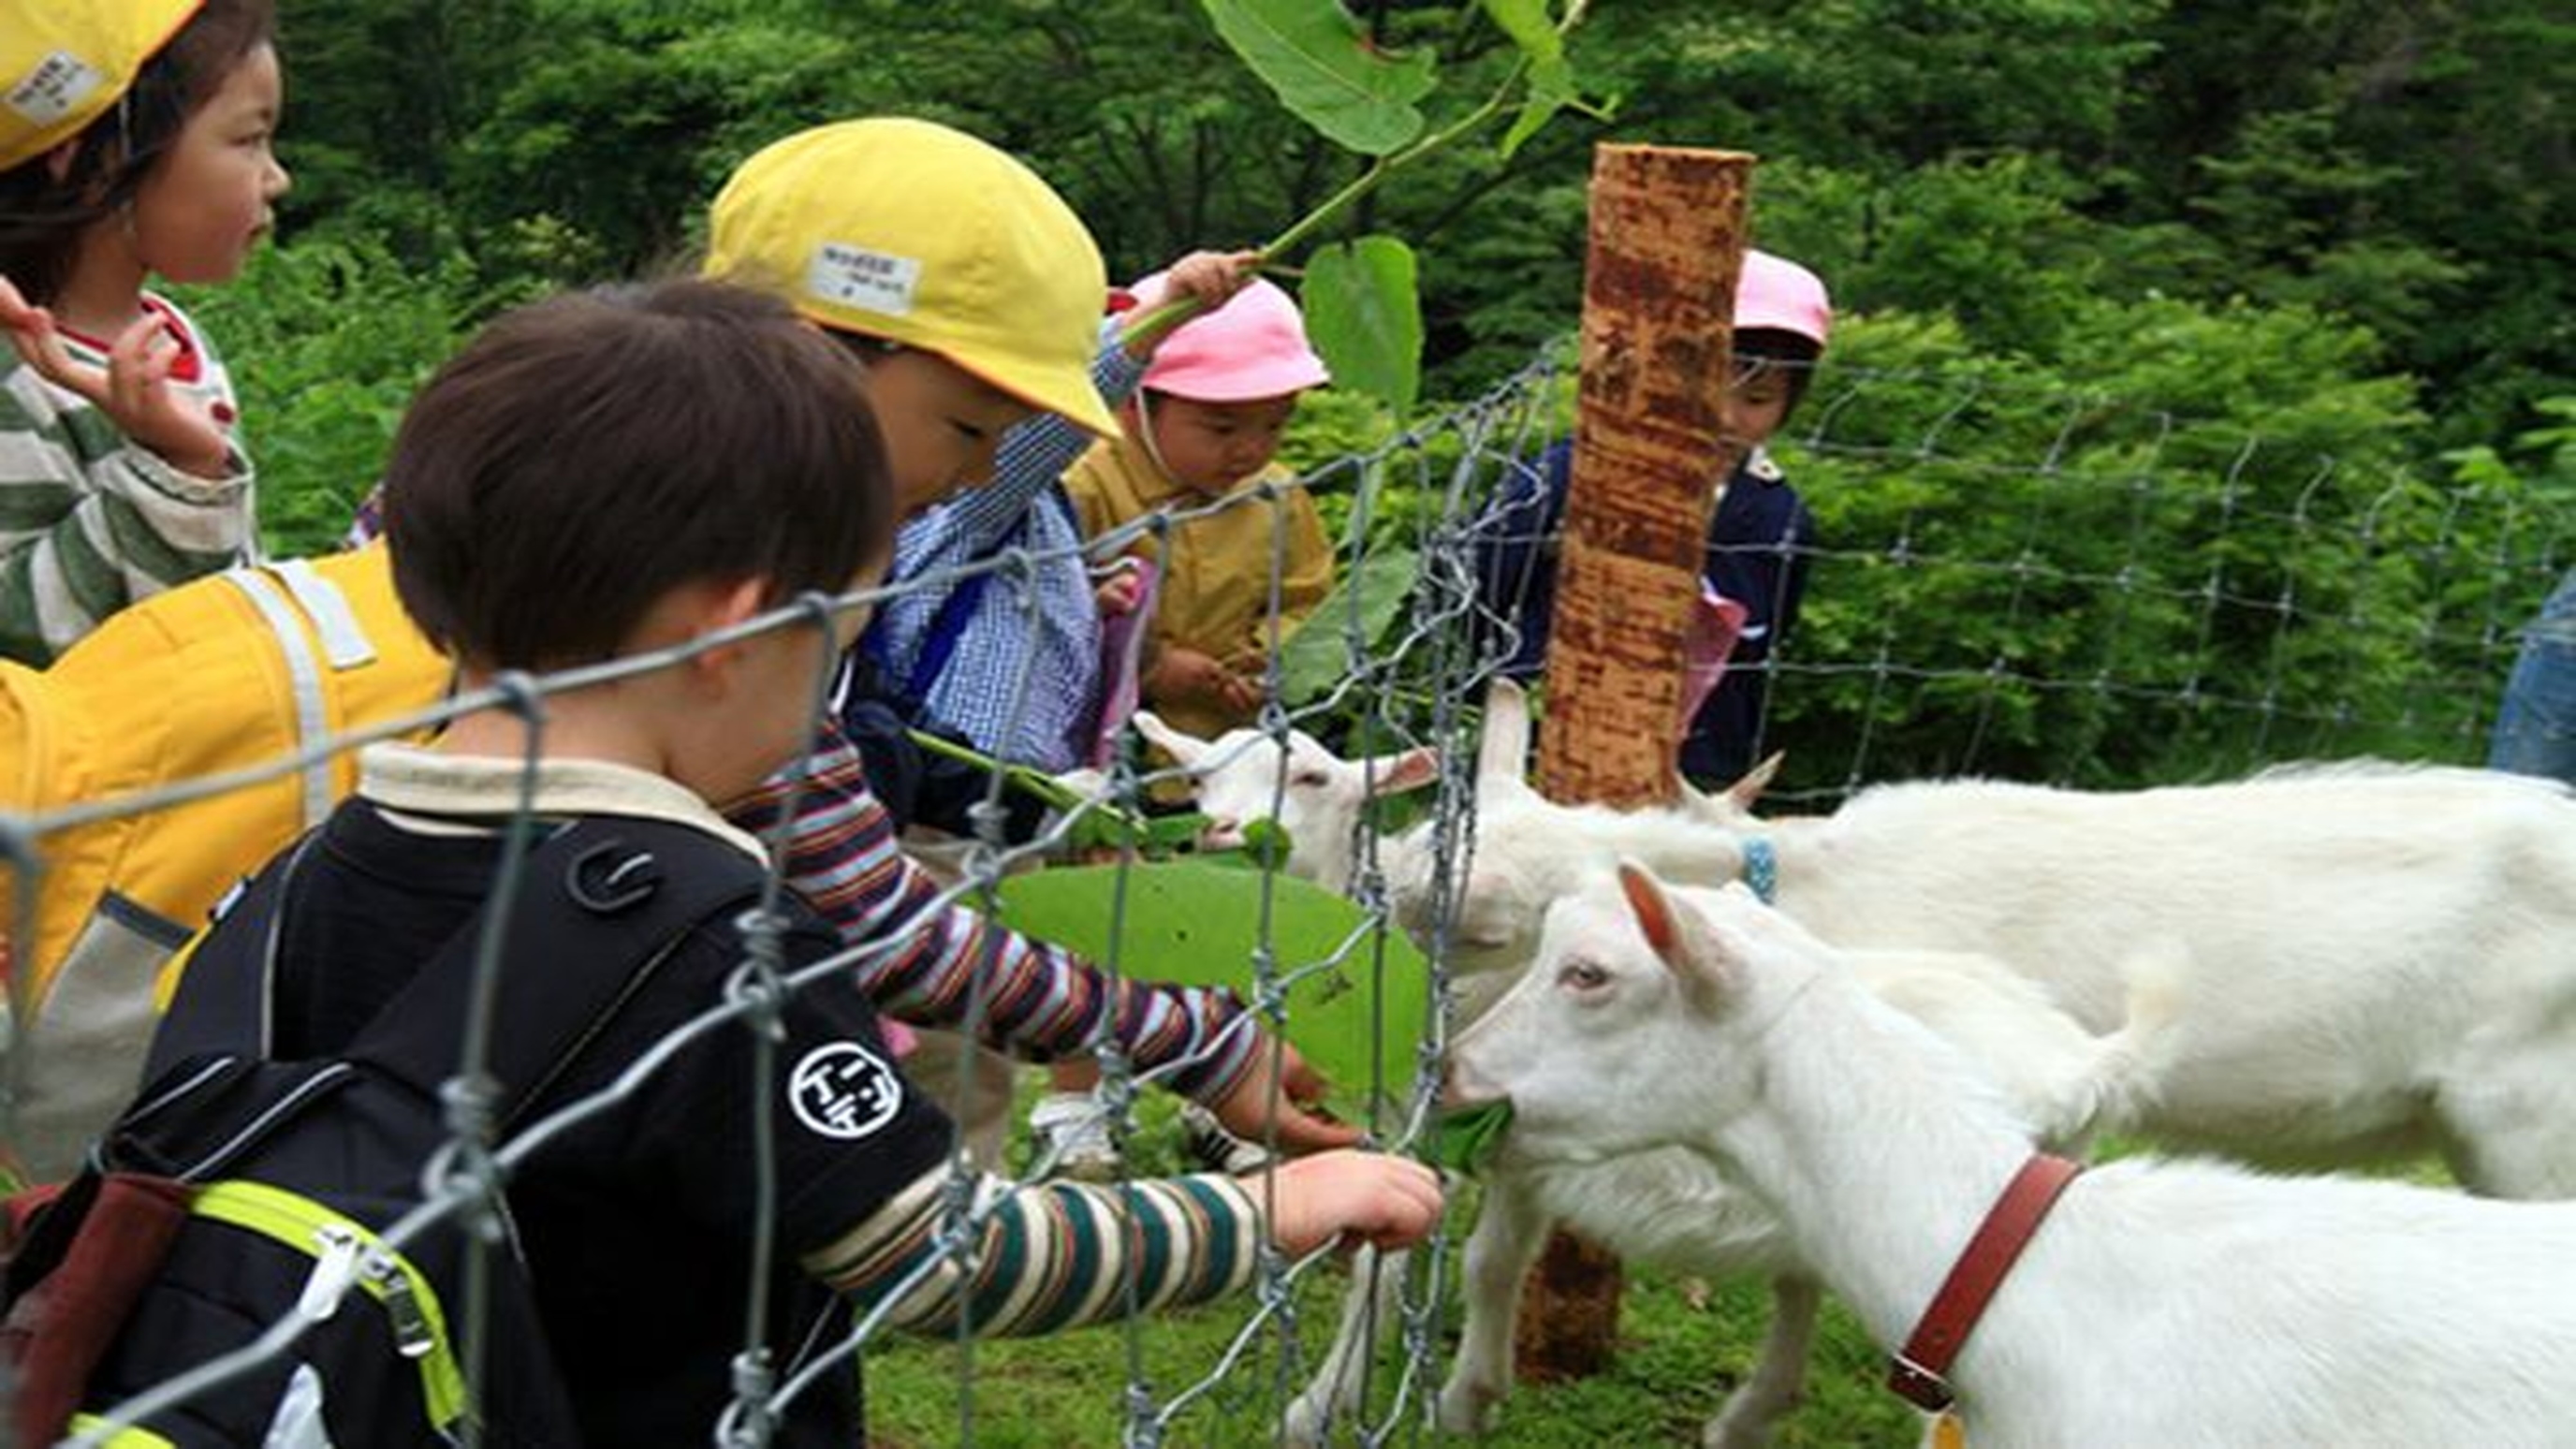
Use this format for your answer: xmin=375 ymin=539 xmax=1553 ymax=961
xmin=1515 ymin=141 xmax=1751 ymax=1382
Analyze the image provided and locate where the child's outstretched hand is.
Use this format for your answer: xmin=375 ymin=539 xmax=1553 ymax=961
xmin=0 ymin=278 xmax=230 ymax=478
xmin=1258 ymin=1150 xmax=1444 ymax=1254
xmin=1205 ymin=1034 xmax=1362 ymax=1155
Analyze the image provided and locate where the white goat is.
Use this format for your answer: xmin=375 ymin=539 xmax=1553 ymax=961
xmin=1143 ymin=703 xmax=2147 ymax=1447
xmin=1450 ymin=867 xmax=2576 ymax=1447
xmin=1130 ymin=711 xmax=1438 ymax=894
xmin=1436 ymin=941 xmax=2150 ymax=1446
xmin=1408 ymin=680 xmax=2576 ymax=1198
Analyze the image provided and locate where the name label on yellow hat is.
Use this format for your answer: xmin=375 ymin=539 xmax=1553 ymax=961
xmin=811 ymin=242 xmax=922 ymax=320
xmin=7 ymin=51 xmax=106 ymax=129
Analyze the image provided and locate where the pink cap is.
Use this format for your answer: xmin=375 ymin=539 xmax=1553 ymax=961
xmin=1130 ymin=273 xmax=1331 ymax=402
xmin=1735 ymin=250 xmax=1832 ymax=347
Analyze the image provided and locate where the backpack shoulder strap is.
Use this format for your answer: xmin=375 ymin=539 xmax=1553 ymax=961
xmin=139 ymin=828 xmax=333 ymax=1076
xmin=347 ymin=815 xmax=772 ymax=1127
xmin=149 ymin=815 xmax=772 ymax=1134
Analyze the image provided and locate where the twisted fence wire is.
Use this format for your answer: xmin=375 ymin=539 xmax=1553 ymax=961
xmin=5 ymin=334 xmax=2567 ymax=1446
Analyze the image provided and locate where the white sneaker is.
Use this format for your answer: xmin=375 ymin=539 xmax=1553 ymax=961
xmin=1028 ymin=1091 xmax=1122 ymax=1181
xmin=1180 ymin=1103 xmax=1277 ymax=1176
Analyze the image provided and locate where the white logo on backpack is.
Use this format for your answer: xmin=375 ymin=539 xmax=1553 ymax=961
xmin=787 ymin=1042 xmax=903 ymax=1140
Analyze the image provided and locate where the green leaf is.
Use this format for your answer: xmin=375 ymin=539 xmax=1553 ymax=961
xmin=992 ymin=862 xmax=1431 ymax=1125
xmin=1500 ymin=54 xmax=1580 ymax=158
xmin=1277 ymin=540 xmax=1421 ymax=705
xmin=1429 ymin=1100 xmax=1515 ymax=1176
xmin=1301 ymin=235 xmax=1423 ymax=418
xmin=1197 ymin=0 xmax=1435 ymax=155
xmin=1478 ymin=0 xmax=1563 ymax=65
xmin=1239 ymin=817 xmax=1295 ymax=871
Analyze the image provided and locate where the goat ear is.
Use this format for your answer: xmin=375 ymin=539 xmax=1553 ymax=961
xmin=1477 ymin=678 xmax=1532 ymax=784
xmin=1368 ymin=747 xmax=1441 ymax=798
xmin=1131 ymin=710 xmax=1207 ymax=769
xmin=1724 ymin=753 xmax=1783 ymax=812
xmin=1619 ymin=861 xmax=1689 ymax=962
xmin=1617 ymin=862 xmax=1736 ymax=1013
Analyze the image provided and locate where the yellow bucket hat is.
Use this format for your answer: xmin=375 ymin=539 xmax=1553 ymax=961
xmin=705 ymin=117 xmax=1120 ymax=438
xmin=0 ymin=0 xmax=205 ymax=172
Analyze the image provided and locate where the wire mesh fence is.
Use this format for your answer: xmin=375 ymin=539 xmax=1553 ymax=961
xmin=2 ymin=335 xmax=2565 ymax=1447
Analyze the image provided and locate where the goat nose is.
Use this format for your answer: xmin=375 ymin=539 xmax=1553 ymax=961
xmin=1438 ymin=1057 xmax=1500 ymax=1113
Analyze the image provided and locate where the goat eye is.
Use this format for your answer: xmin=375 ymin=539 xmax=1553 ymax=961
xmin=1559 ymin=960 xmax=1609 ymax=992
xmin=1291 ymin=770 xmax=1330 ymax=788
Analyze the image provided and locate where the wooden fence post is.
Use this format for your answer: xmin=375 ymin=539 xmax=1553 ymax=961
xmin=1515 ymin=141 xmax=1751 ymax=1383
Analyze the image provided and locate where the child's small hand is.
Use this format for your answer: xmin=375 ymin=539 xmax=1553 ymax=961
xmin=1259 ymin=1150 xmax=1445 ymax=1255
xmin=1204 ymin=1036 xmax=1363 ymax=1156
xmin=0 ymin=280 xmax=230 ymax=478
xmin=1160 ymin=249 xmax=1262 ymax=311
xmin=1095 ymin=566 xmax=1147 ymax=617
xmin=1119 ymin=249 xmax=1263 ymax=360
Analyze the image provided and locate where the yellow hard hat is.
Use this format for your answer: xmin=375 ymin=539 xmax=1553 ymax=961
xmin=705 ymin=117 xmax=1120 ymax=438
xmin=0 ymin=0 xmax=205 ymax=172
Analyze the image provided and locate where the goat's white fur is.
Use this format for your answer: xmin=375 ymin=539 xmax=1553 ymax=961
xmin=1126 ymin=712 xmax=1450 ymax=1444
xmin=1412 ymin=679 xmax=2576 ymax=1195
xmin=1131 ymin=710 xmax=1437 ymax=895
xmin=1431 ymin=939 xmax=2151 ymax=1446
xmin=1378 ymin=676 xmax=2576 ymax=1441
xmin=1451 ymin=871 xmax=2576 ymax=1446
xmin=1145 ymin=700 xmax=2144 ymax=1447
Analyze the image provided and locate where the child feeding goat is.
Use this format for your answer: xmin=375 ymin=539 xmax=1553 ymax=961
xmin=1448 ymin=864 xmax=2576 ymax=1447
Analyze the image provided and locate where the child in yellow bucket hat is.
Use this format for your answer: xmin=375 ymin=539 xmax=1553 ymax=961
xmin=0 ymin=0 xmax=290 ymax=664
xmin=328 ymin=119 xmax=1352 ymax=1178
xmin=705 ymin=116 xmax=1121 ymax=510
xmin=695 ymin=120 xmax=1365 ymax=1177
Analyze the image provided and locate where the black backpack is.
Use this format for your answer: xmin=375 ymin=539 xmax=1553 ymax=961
xmin=2 ymin=813 xmax=767 ymax=1447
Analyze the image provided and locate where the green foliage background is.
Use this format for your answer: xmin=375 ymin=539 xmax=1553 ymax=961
xmin=150 ymin=2 xmax=2572 ymax=1438
xmin=225 ymin=0 xmax=2570 ymax=537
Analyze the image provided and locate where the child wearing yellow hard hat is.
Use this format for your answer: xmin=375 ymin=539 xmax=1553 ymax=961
xmin=0 ymin=0 xmax=291 ymax=664
xmin=702 ymin=119 xmax=1383 ymax=1166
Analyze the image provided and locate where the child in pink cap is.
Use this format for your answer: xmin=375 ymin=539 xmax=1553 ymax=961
xmin=1472 ymin=248 xmax=1835 ymax=789
xmin=1064 ymin=273 xmax=1336 ymax=739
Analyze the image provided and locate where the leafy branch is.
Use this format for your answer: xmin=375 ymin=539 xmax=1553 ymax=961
xmin=1118 ymin=0 xmax=1605 ymax=416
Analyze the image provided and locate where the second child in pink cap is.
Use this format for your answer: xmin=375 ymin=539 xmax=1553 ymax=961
xmin=1064 ymin=274 xmax=1336 ymax=739
xmin=1471 ymin=248 xmax=1837 ymax=788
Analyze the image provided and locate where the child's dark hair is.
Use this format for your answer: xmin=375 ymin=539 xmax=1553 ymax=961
xmin=1734 ymin=328 xmax=1825 ymax=420
xmin=0 ymin=0 xmax=279 ymax=302
xmin=384 ymin=279 xmax=892 ymax=671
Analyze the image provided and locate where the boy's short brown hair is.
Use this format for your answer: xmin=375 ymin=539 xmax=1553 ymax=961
xmin=384 ymin=279 xmax=890 ymax=670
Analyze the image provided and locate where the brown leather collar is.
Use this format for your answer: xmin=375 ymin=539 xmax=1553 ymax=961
xmin=1887 ymin=1152 xmax=2085 ymax=1412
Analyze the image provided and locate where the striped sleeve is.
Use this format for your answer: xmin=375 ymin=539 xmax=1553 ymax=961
xmin=807 ymin=1166 xmax=1263 ymax=1336
xmin=725 ymin=720 xmax=1260 ymax=1105
xmin=0 ymin=350 xmax=254 ymax=664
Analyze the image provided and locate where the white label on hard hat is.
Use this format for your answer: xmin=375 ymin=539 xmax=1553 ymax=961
xmin=6 ymin=51 xmax=104 ymax=128
xmin=809 ymin=243 xmax=922 ymax=319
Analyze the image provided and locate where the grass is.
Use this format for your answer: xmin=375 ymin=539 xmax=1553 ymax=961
xmin=867 ymin=1245 xmax=1926 ymax=1446
xmin=862 ymin=1094 xmax=2468 ymax=1445
xmin=860 ymin=1079 xmax=1927 ymax=1447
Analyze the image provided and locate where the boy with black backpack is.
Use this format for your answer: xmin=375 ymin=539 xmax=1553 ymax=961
xmin=30 ymin=279 xmax=1442 ymax=1446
